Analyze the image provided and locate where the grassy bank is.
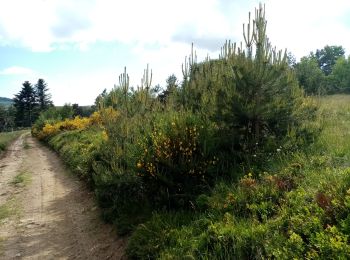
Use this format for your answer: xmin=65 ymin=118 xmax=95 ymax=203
xmin=0 ymin=130 xmax=27 ymax=155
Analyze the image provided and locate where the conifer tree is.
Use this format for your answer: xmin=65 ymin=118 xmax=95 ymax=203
xmin=181 ymin=4 xmax=316 ymax=162
xmin=35 ymin=78 xmax=53 ymax=111
xmin=13 ymin=81 xmax=37 ymax=127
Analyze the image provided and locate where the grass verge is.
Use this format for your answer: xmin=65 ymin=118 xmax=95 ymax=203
xmin=0 ymin=130 xmax=27 ymax=155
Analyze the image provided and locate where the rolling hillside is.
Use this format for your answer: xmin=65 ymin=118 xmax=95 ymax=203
xmin=0 ymin=97 xmax=13 ymax=107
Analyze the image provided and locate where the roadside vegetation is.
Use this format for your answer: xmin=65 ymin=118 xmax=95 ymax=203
xmin=29 ymin=4 xmax=350 ymax=259
xmin=0 ymin=130 xmax=26 ymax=155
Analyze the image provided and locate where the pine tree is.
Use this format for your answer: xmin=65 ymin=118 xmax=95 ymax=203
xmin=35 ymin=78 xmax=53 ymax=111
xmin=181 ymin=4 xmax=316 ymax=162
xmin=13 ymin=81 xmax=37 ymax=127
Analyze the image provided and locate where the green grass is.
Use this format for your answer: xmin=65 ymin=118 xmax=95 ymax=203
xmin=0 ymin=198 xmax=19 ymax=223
xmin=10 ymin=171 xmax=31 ymax=187
xmin=0 ymin=198 xmax=20 ymax=256
xmin=0 ymin=130 xmax=27 ymax=154
xmin=23 ymin=141 xmax=31 ymax=149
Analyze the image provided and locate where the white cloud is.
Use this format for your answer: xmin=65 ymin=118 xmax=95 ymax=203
xmin=0 ymin=0 xmax=349 ymax=57
xmin=261 ymin=0 xmax=350 ymax=59
xmin=0 ymin=66 xmax=35 ymax=76
xmin=0 ymin=0 xmax=246 ymax=52
xmin=1 ymin=0 xmax=350 ymax=105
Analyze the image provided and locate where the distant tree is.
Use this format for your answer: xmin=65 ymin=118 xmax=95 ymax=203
xmin=330 ymin=56 xmax=350 ymax=92
xmin=158 ymin=74 xmax=179 ymax=104
xmin=6 ymin=106 xmax=16 ymax=130
xmin=166 ymin=74 xmax=179 ymax=92
xmin=295 ymin=56 xmax=325 ymax=95
xmin=314 ymin=45 xmax=345 ymax=75
xmin=13 ymin=81 xmax=38 ymax=127
xmin=0 ymin=105 xmax=16 ymax=131
xmin=287 ymin=52 xmax=296 ymax=67
xmin=72 ymin=103 xmax=84 ymax=117
xmin=59 ymin=104 xmax=74 ymax=119
xmin=94 ymin=89 xmax=108 ymax=109
xmin=35 ymin=79 xmax=53 ymax=111
xmin=0 ymin=105 xmax=7 ymax=131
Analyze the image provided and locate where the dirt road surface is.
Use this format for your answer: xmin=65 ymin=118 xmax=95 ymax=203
xmin=0 ymin=133 xmax=125 ymax=259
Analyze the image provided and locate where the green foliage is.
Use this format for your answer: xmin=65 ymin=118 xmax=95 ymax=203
xmin=49 ymin=128 xmax=104 ymax=182
xmin=295 ymin=56 xmax=325 ymax=95
xmin=296 ymin=45 xmax=346 ymax=95
xmin=314 ymin=45 xmax=345 ymax=76
xmin=0 ymin=130 xmax=26 ymax=154
xmin=0 ymin=105 xmax=15 ymax=132
xmin=126 ymin=95 xmax=350 ymax=259
xmin=180 ymin=5 xmax=317 ymax=168
xmin=93 ymin=168 xmax=149 ymax=235
xmin=13 ymin=79 xmax=53 ymax=127
xmin=31 ymin=4 xmax=334 ymax=259
xmin=126 ymin=211 xmax=198 ymax=259
xmin=31 ymin=105 xmax=76 ymax=136
xmin=136 ymin=111 xmax=217 ymax=208
xmin=13 ymin=81 xmax=37 ymax=127
xmin=35 ymin=78 xmax=53 ymax=110
xmin=330 ymin=56 xmax=350 ymax=93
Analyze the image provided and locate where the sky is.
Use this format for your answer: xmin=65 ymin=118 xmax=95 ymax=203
xmin=1 ymin=0 xmax=350 ymax=105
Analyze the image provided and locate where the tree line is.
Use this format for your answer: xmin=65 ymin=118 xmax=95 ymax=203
xmin=1 ymin=44 xmax=348 ymax=132
xmin=0 ymin=79 xmax=52 ymax=131
xmin=0 ymin=78 xmax=95 ymax=132
xmin=293 ymin=45 xmax=350 ymax=95
xmin=13 ymin=79 xmax=53 ymax=127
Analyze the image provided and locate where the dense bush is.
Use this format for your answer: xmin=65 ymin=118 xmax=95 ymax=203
xmin=178 ymin=8 xmax=318 ymax=171
xmin=48 ymin=128 xmax=105 ymax=183
xmin=135 ymin=111 xmax=218 ymax=208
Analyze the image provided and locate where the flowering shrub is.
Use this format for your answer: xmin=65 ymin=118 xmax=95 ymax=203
xmin=135 ymin=112 xmax=217 ymax=207
xmin=35 ymin=113 xmax=103 ymax=140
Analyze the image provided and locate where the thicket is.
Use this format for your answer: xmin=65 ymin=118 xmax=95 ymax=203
xmin=32 ymin=4 xmax=333 ymax=258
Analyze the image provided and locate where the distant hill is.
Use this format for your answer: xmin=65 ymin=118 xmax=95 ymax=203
xmin=0 ymin=97 xmax=13 ymax=107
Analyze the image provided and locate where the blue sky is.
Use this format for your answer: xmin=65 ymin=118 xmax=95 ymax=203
xmin=1 ymin=0 xmax=350 ymax=105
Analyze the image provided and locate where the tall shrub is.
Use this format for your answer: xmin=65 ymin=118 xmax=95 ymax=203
xmin=180 ymin=4 xmax=317 ymax=166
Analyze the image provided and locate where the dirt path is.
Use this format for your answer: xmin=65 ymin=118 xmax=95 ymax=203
xmin=0 ymin=133 xmax=125 ymax=259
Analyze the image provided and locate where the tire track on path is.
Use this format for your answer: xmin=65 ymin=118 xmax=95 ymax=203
xmin=0 ymin=134 xmax=125 ymax=259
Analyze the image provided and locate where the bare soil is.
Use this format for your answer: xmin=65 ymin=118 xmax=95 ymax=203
xmin=0 ymin=133 xmax=125 ymax=259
